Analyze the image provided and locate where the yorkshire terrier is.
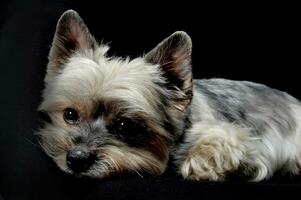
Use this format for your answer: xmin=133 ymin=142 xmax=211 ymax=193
xmin=37 ymin=10 xmax=301 ymax=181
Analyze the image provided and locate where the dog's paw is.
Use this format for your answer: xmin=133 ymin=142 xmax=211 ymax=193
xmin=180 ymin=134 xmax=244 ymax=181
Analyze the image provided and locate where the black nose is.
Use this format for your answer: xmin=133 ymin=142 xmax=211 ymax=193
xmin=66 ymin=147 xmax=95 ymax=174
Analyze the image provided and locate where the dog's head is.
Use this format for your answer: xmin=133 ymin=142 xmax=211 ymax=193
xmin=37 ymin=10 xmax=193 ymax=178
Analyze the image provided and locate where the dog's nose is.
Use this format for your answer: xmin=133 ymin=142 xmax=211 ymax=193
xmin=66 ymin=147 xmax=95 ymax=173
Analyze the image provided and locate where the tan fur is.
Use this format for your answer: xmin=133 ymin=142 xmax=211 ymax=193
xmin=179 ymin=122 xmax=259 ymax=181
xmin=38 ymin=10 xmax=192 ymax=179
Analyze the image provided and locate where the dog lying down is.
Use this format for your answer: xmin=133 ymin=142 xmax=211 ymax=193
xmin=37 ymin=10 xmax=301 ymax=182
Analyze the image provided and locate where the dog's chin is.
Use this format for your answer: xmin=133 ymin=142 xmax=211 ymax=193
xmin=54 ymin=159 xmax=110 ymax=179
xmin=59 ymin=165 xmax=107 ymax=179
xmin=68 ymin=171 xmax=104 ymax=179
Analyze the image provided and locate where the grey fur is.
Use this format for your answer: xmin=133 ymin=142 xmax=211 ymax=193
xmin=194 ymin=79 xmax=297 ymax=136
xmin=173 ymin=78 xmax=301 ymax=181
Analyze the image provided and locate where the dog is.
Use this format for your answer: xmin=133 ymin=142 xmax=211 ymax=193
xmin=37 ymin=10 xmax=301 ymax=182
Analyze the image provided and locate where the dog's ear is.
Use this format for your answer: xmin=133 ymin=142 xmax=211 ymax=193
xmin=145 ymin=31 xmax=192 ymax=94
xmin=47 ymin=10 xmax=98 ymax=72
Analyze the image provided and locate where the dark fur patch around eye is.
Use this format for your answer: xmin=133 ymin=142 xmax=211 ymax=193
xmin=108 ymin=117 xmax=152 ymax=147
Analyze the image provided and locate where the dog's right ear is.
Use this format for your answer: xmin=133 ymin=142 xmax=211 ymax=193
xmin=145 ymin=31 xmax=192 ymax=98
xmin=47 ymin=10 xmax=97 ymax=75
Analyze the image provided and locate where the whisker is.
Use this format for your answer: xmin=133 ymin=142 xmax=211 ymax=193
xmin=23 ymin=137 xmax=42 ymax=149
xmin=133 ymin=169 xmax=144 ymax=178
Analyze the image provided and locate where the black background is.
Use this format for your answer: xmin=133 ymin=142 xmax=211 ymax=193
xmin=0 ymin=0 xmax=300 ymax=200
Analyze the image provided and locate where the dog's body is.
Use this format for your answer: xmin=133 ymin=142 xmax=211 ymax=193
xmin=175 ymin=79 xmax=301 ymax=181
xmin=38 ymin=10 xmax=301 ymax=182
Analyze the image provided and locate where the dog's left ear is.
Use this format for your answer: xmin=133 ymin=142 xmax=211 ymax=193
xmin=47 ymin=10 xmax=98 ymax=73
xmin=145 ymin=31 xmax=192 ymax=94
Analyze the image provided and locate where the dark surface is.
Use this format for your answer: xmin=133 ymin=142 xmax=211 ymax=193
xmin=0 ymin=1 xmax=300 ymax=199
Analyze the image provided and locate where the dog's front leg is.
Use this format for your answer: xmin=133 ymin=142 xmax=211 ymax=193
xmin=176 ymin=121 xmax=256 ymax=181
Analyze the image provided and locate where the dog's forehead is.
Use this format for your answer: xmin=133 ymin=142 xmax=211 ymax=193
xmin=42 ymin=54 xmax=165 ymax=118
xmin=60 ymin=55 xmax=160 ymax=97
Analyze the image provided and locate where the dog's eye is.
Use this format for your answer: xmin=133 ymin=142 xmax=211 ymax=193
xmin=63 ymin=108 xmax=80 ymax=124
xmin=112 ymin=118 xmax=134 ymax=137
xmin=110 ymin=117 xmax=151 ymax=145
